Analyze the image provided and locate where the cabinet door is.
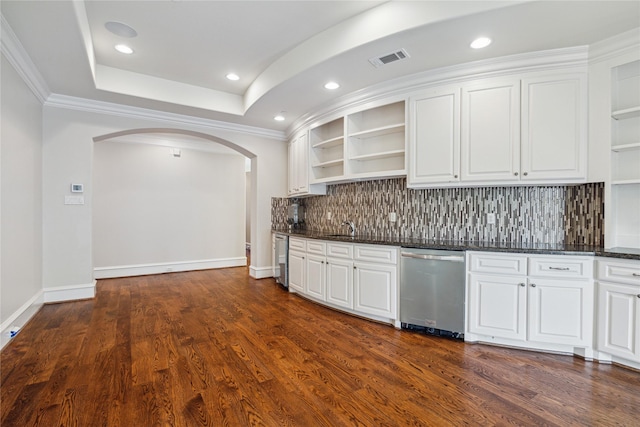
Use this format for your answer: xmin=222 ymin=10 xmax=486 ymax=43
xmin=306 ymin=254 xmax=326 ymax=300
xmin=295 ymin=132 xmax=309 ymax=193
xmin=353 ymin=263 xmax=397 ymax=318
xmin=528 ymin=278 xmax=593 ymax=346
xmin=597 ymin=281 xmax=640 ymax=362
xmin=521 ymin=74 xmax=586 ymax=181
xmin=461 ymin=79 xmax=521 ymax=182
xmin=326 ymin=258 xmax=354 ymax=309
xmin=287 ymin=140 xmax=297 ymax=195
xmin=467 ymin=273 xmax=527 ymax=341
xmin=408 ymin=86 xmax=460 ymax=185
xmin=289 ymin=250 xmax=306 ymax=293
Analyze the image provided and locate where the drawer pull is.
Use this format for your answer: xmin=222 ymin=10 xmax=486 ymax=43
xmin=519 ymin=283 xmax=525 ymax=287
xmin=530 ymin=283 xmax=537 ymax=287
xmin=633 ymin=273 xmax=640 ymax=277
xmin=548 ymin=267 xmax=571 ymax=271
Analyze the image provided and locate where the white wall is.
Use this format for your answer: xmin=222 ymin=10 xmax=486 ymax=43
xmin=0 ymin=55 xmax=43 ymax=327
xmin=93 ymin=141 xmax=246 ymax=277
xmin=42 ymin=106 xmax=287 ymax=291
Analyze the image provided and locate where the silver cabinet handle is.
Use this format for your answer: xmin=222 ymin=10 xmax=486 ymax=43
xmin=531 ymin=283 xmax=537 ymax=287
xmin=514 ymin=172 xmax=519 ymax=176
xmin=400 ymin=252 xmax=464 ymax=262
xmin=632 ymin=273 xmax=640 ymax=277
xmin=519 ymin=283 xmax=526 ymax=287
xmin=523 ymin=172 xmax=528 ymax=176
xmin=454 ymin=174 xmax=458 ymax=178
xmin=637 ymin=294 xmax=640 ymax=299
xmin=549 ymin=267 xmax=571 ymax=271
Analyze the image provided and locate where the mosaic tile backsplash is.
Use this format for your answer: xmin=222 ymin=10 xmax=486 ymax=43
xmin=272 ymin=178 xmax=604 ymax=246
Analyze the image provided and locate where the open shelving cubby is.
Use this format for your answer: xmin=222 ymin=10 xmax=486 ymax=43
xmin=609 ymin=59 xmax=640 ymax=249
xmin=309 ymin=117 xmax=345 ymax=183
xmin=346 ymin=101 xmax=406 ymax=178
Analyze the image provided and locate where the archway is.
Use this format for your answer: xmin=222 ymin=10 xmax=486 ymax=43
xmin=93 ymin=128 xmax=259 ymax=277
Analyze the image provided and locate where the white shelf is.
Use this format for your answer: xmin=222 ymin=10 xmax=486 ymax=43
xmin=349 ymin=123 xmax=405 ymax=139
xmin=612 ymin=106 xmax=640 ymax=120
xmin=312 ymin=136 xmax=344 ymax=149
xmin=611 ymin=142 xmax=640 ymax=152
xmin=349 ymin=150 xmax=405 ymax=162
xmin=612 ymin=179 xmax=640 ymax=186
xmin=312 ymin=158 xmax=344 ymax=168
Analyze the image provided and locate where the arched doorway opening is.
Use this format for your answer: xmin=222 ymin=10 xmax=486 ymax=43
xmin=92 ymin=128 xmax=258 ymax=278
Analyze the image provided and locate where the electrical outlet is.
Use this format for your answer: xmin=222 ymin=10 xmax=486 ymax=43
xmin=389 ymin=212 xmax=397 ymax=222
xmin=487 ymin=213 xmax=496 ymax=225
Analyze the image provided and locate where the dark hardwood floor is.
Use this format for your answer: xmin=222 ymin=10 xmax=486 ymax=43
xmin=2 ymin=266 xmax=639 ymax=426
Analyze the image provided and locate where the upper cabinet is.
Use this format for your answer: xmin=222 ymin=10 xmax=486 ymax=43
xmin=409 ymin=71 xmax=588 ymax=188
xmin=288 ymin=131 xmax=326 ymax=197
xmin=408 ymin=86 xmax=461 ymax=185
xmin=309 ymin=101 xmax=406 ymax=184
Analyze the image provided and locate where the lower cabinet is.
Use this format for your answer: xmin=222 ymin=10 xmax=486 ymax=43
xmin=596 ymin=258 xmax=640 ymax=367
xmin=287 ymin=238 xmax=398 ymax=324
xmin=466 ymin=252 xmax=594 ymax=353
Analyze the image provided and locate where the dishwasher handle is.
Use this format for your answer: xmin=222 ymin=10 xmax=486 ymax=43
xmin=401 ymin=252 xmax=464 ymax=263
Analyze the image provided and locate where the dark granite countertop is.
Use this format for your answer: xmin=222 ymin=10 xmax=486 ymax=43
xmin=272 ymin=229 xmax=640 ymax=261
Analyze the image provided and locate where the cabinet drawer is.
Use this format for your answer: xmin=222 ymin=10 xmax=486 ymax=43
xmin=597 ymin=259 xmax=640 ymax=286
xmin=306 ymin=240 xmax=326 ymax=255
xmin=354 ymin=245 xmax=398 ymax=264
xmin=289 ymin=237 xmax=306 ymax=251
xmin=468 ymin=252 xmax=527 ymax=276
xmin=327 ymin=243 xmax=353 ymax=259
xmin=529 ymin=256 xmax=593 ymax=279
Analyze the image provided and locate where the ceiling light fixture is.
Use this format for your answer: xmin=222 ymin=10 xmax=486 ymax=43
xmin=115 ymin=44 xmax=134 ymax=54
xmin=274 ymin=113 xmax=285 ymax=121
xmin=470 ymin=37 xmax=492 ymax=49
xmin=324 ymin=81 xmax=340 ymax=90
xmin=226 ymin=73 xmax=240 ymax=81
xmin=105 ymin=21 xmax=138 ymax=38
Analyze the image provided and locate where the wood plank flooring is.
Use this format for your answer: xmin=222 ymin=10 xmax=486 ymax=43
xmin=2 ymin=266 xmax=639 ymax=426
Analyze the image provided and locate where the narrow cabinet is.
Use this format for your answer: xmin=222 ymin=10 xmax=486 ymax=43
xmin=408 ymin=86 xmax=460 ymax=185
xmin=288 ymin=250 xmax=306 ymax=293
xmin=288 ymin=130 xmax=326 ymax=197
xmin=326 ymin=258 xmax=354 ymax=309
xmin=521 ymin=74 xmax=587 ymax=180
xmin=461 ymin=78 xmax=521 ymax=182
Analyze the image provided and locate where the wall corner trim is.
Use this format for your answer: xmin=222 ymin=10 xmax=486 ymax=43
xmin=250 ymin=265 xmax=274 ymax=279
xmin=43 ymin=281 xmax=97 ymax=303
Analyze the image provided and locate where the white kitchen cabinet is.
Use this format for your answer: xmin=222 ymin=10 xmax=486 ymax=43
xmin=306 ymin=253 xmax=326 ymax=300
xmin=467 ymin=252 xmax=594 ymax=352
xmin=527 ymin=278 xmax=593 ymax=346
xmin=288 ymin=250 xmax=306 ymax=293
xmin=326 ymin=257 xmax=354 ymax=309
xmin=461 ymin=78 xmax=521 ymax=182
xmin=467 ymin=273 xmax=527 ymax=340
xmin=408 ymin=86 xmax=460 ymax=185
xmin=410 ymin=71 xmax=587 ymax=188
xmin=288 ymin=130 xmax=326 ymax=197
xmin=596 ymin=258 xmax=640 ymax=366
xmin=520 ymin=74 xmax=587 ymax=181
xmin=354 ymin=262 xmax=397 ymax=319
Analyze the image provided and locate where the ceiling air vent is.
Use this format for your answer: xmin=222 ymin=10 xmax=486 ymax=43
xmin=369 ymin=49 xmax=410 ymax=68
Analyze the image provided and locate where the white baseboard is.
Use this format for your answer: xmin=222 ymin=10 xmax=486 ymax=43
xmin=43 ymin=281 xmax=96 ymax=303
xmin=250 ymin=265 xmax=274 ymax=279
xmin=93 ymin=257 xmax=247 ymax=279
xmin=1 ymin=290 xmax=44 ymax=349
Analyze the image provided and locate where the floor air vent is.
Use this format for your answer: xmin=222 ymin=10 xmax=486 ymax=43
xmin=369 ymin=49 xmax=410 ymax=68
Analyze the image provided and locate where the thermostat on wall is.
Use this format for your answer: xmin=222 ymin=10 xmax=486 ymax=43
xmin=71 ymin=183 xmax=83 ymax=193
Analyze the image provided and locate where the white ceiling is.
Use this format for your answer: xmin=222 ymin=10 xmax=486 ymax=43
xmin=2 ymin=1 xmax=639 ymax=133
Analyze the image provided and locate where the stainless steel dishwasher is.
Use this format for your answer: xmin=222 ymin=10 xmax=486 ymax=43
xmin=400 ymin=248 xmax=466 ymax=338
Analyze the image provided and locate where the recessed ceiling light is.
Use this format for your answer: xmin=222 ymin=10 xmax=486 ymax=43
xmin=105 ymin=21 xmax=138 ymax=38
xmin=324 ymin=81 xmax=340 ymax=90
xmin=115 ymin=44 xmax=134 ymax=54
xmin=274 ymin=114 xmax=285 ymax=121
xmin=470 ymin=37 xmax=492 ymax=49
xmin=226 ymin=73 xmax=240 ymax=81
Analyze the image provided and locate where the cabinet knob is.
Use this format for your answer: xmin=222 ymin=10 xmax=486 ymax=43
xmin=321 ymin=261 xmax=325 ymax=264
xmin=530 ymin=283 xmax=537 ymax=287
xmin=519 ymin=283 xmax=525 ymax=287
xmin=454 ymin=174 xmax=458 ymax=179
xmin=523 ymin=172 xmax=528 ymax=176
xmin=514 ymin=172 xmax=519 ymax=176
xmin=637 ymin=294 xmax=640 ymax=299
xmin=632 ymin=273 xmax=640 ymax=277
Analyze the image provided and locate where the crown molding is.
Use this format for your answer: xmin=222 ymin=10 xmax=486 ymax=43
xmin=291 ymin=45 xmax=589 ymax=135
xmin=589 ymin=28 xmax=640 ymax=64
xmin=45 ymin=94 xmax=286 ymax=141
xmin=1 ymin=14 xmax=51 ymax=103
